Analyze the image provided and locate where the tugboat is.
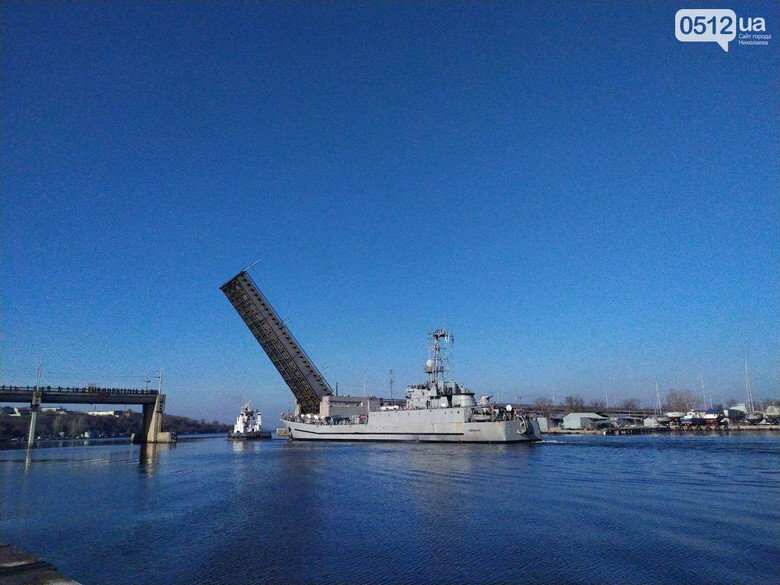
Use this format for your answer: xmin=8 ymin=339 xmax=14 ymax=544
xmin=227 ymin=401 xmax=272 ymax=440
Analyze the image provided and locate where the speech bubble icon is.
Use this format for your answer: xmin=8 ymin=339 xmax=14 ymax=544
xmin=675 ymin=9 xmax=737 ymax=52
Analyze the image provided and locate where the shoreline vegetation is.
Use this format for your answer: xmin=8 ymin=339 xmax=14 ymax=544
xmin=0 ymin=409 xmax=230 ymax=442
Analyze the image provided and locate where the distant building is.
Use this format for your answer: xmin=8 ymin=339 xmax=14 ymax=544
xmin=87 ymin=410 xmax=121 ymax=416
xmin=607 ymin=414 xmax=644 ymax=426
xmin=548 ymin=412 xmax=566 ymax=428
xmin=536 ymin=417 xmax=550 ymax=432
xmin=1 ymin=406 xmax=21 ymax=417
xmin=41 ymin=407 xmax=67 ymax=414
xmin=562 ymin=412 xmax=609 ymax=430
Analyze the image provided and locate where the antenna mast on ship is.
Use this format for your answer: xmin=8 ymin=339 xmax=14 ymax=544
xmin=425 ymin=329 xmax=451 ymax=387
xmin=388 ymin=369 xmax=394 ymax=400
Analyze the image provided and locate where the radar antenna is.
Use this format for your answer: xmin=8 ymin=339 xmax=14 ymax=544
xmin=424 ymin=328 xmax=452 ymax=386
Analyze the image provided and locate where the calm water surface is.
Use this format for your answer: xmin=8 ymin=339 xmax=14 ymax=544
xmin=2 ymin=434 xmax=778 ymax=584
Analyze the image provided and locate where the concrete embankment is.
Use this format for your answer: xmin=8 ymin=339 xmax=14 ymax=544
xmin=0 ymin=542 xmax=80 ymax=585
xmin=542 ymin=424 xmax=779 ymax=435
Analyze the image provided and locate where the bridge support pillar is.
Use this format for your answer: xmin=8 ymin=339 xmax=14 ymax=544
xmin=132 ymin=394 xmax=176 ymax=444
xmin=27 ymin=405 xmax=39 ymax=449
xmin=27 ymin=390 xmax=42 ymax=449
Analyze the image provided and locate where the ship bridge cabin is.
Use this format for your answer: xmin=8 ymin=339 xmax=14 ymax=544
xmin=319 ymin=395 xmax=405 ymax=418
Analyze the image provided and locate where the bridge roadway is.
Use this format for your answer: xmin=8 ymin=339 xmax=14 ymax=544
xmin=0 ymin=385 xmax=159 ymax=405
xmin=0 ymin=385 xmax=175 ymax=447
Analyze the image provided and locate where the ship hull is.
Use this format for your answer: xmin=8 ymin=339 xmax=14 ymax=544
xmin=283 ymin=410 xmax=541 ymax=443
xmin=227 ymin=430 xmax=272 ymax=441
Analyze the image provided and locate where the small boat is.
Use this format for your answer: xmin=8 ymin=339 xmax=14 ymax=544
xmin=745 ymin=411 xmax=763 ymax=424
xmin=227 ymin=401 xmax=272 ymax=440
xmin=680 ymin=411 xmax=706 ymax=426
xmin=764 ymin=405 xmax=780 ymax=423
xmin=703 ymin=409 xmax=723 ymax=424
xmin=724 ymin=403 xmax=747 ymax=421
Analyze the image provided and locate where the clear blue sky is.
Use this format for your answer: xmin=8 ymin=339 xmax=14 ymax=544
xmin=2 ymin=1 xmax=778 ymax=422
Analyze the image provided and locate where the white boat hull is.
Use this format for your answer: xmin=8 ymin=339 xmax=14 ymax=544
xmin=283 ymin=409 xmax=541 ymax=443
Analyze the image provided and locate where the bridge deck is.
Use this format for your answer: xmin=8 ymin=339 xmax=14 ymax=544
xmin=0 ymin=385 xmax=159 ymax=405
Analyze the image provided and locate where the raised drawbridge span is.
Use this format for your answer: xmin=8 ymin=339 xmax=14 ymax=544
xmin=220 ymin=271 xmax=333 ymax=414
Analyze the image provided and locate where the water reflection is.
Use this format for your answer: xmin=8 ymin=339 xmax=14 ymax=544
xmin=138 ymin=443 xmax=175 ymax=474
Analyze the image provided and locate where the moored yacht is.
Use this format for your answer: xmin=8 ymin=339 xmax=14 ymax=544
xmin=680 ymin=411 xmax=707 ymax=426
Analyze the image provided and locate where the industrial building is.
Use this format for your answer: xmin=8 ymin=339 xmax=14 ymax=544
xmin=562 ymin=412 xmax=609 ymax=430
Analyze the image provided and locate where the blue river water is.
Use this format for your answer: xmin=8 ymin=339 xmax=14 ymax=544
xmin=2 ymin=434 xmax=778 ymax=585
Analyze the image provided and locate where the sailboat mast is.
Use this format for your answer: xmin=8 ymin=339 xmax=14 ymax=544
xmin=744 ymin=361 xmax=754 ymax=413
xmin=700 ymin=375 xmax=707 ymax=410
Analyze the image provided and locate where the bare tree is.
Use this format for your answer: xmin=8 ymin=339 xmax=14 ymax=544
xmin=588 ymin=399 xmax=606 ymax=409
xmin=619 ymin=398 xmax=641 ymax=411
xmin=664 ymin=389 xmax=697 ymax=412
xmin=67 ymin=416 xmax=84 ymax=437
xmin=51 ymin=416 xmax=65 ymax=436
xmin=563 ymin=395 xmax=585 ymax=411
xmin=532 ymin=397 xmax=554 ymax=414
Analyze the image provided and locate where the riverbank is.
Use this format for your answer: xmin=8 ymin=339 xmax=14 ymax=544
xmin=544 ymin=424 xmax=780 ymax=435
xmin=0 ymin=409 xmax=230 ymax=444
xmin=1 ymin=542 xmax=80 ymax=585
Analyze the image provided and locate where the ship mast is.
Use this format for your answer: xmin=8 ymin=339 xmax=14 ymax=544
xmin=424 ymin=329 xmax=450 ymax=389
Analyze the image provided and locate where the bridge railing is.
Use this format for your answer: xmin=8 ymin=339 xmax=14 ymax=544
xmin=0 ymin=385 xmax=159 ymax=395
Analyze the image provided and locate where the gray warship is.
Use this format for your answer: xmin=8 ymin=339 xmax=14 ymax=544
xmin=221 ymin=270 xmax=541 ymax=443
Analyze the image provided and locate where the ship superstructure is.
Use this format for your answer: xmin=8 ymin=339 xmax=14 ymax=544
xmin=227 ymin=401 xmax=271 ymax=440
xmin=221 ymin=270 xmax=540 ymax=443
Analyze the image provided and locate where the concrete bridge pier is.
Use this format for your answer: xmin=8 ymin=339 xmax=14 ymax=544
xmin=132 ymin=394 xmax=176 ymax=444
xmin=26 ymin=390 xmax=42 ymax=449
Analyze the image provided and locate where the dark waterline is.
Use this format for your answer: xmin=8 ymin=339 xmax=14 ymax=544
xmin=2 ymin=435 xmax=778 ymax=585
